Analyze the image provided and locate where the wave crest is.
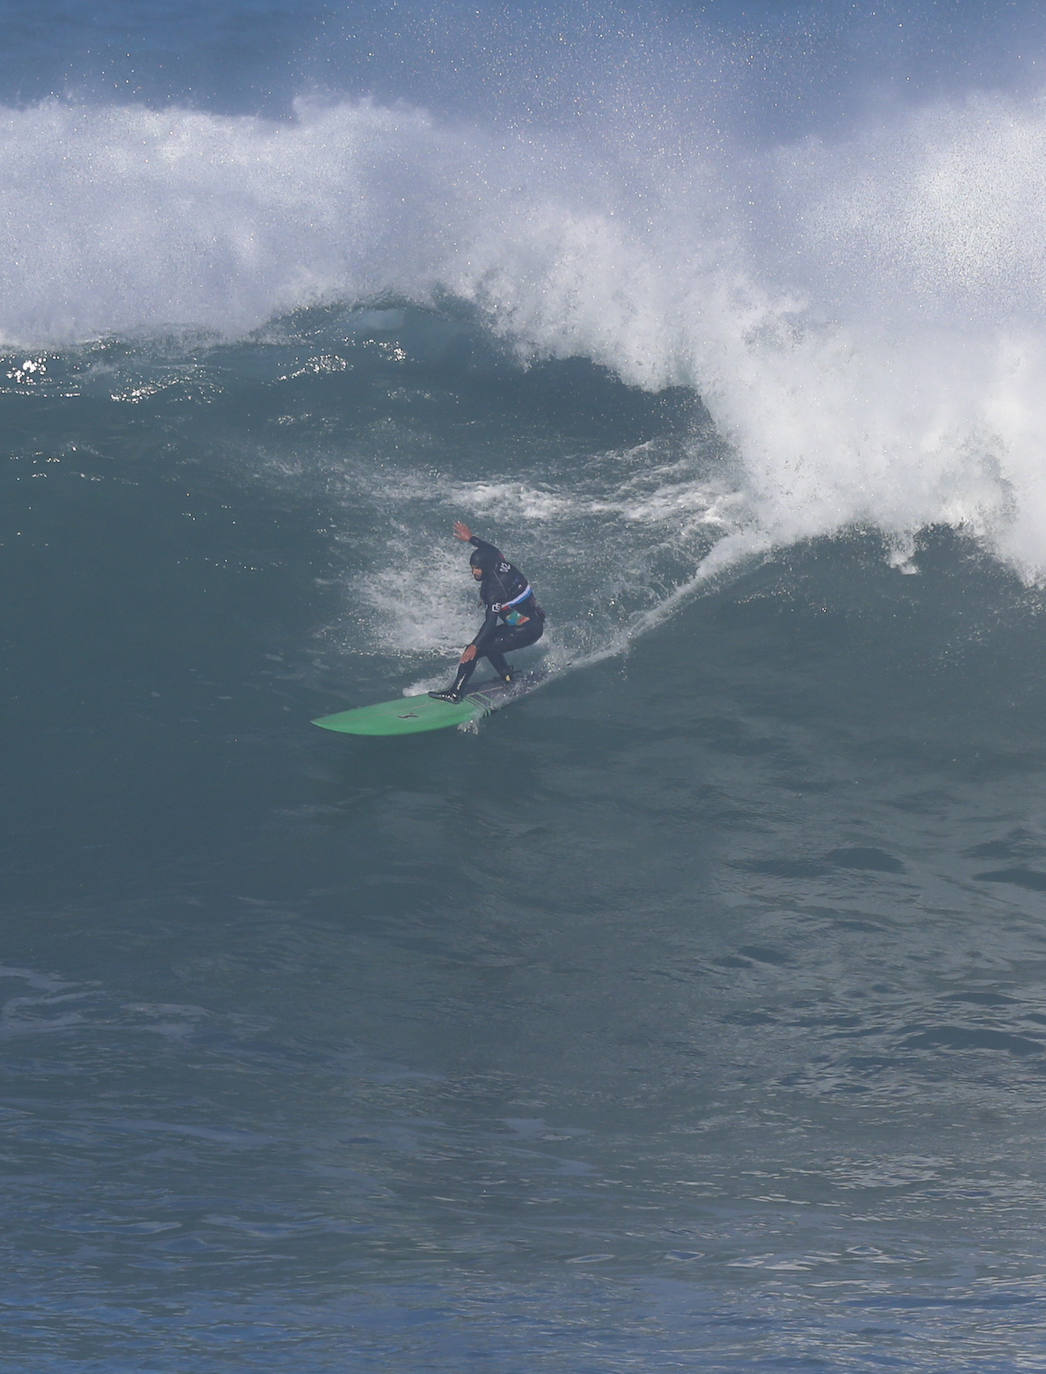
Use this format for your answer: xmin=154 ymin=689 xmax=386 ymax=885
xmin=5 ymin=87 xmax=1046 ymax=573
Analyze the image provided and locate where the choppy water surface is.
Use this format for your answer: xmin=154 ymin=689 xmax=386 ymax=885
xmin=5 ymin=2 xmax=1046 ymax=1369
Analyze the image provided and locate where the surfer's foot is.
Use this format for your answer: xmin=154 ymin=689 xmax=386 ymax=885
xmin=428 ymin=688 xmax=462 ymax=704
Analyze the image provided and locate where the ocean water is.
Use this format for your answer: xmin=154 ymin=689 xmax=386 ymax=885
xmin=5 ymin=2 xmax=1046 ymax=1369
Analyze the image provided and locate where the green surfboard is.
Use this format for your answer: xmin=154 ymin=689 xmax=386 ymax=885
xmin=311 ymin=673 xmax=543 ymax=737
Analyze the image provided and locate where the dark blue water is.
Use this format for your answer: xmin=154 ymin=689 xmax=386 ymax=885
xmin=5 ymin=3 xmax=1046 ymax=1370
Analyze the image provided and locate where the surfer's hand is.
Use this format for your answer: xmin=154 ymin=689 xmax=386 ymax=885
xmin=453 ymin=521 xmax=472 ymax=542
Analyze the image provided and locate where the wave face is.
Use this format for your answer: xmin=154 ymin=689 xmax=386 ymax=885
xmin=8 ymin=8 xmax=1046 ymax=1374
xmin=4 ymin=2 xmax=1046 ymax=575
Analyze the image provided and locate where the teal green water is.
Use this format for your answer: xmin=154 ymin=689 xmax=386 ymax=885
xmin=6 ymin=1 xmax=1046 ymax=1368
xmin=5 ymin=311 xmax=1046 ymax=1372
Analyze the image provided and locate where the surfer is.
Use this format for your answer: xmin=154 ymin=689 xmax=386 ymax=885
xmin=429 ymin=521 xmax=545 ymax=703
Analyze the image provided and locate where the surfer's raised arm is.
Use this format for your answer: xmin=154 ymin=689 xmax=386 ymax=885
xmin=453 ymin=521 xmax=502 ymax=566
xmin=428 ymin=522 xmax=546 ymax=704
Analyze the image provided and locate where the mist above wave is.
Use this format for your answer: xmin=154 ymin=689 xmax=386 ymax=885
xmin=4 ymin=82 xmax=1046 ymax=573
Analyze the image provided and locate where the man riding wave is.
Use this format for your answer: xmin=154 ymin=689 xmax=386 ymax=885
xmin=428 ymin=521 xmax=545 ymax=704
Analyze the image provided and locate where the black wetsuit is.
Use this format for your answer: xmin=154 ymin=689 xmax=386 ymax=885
xmin=446 ymin=537 xmax=545 ymax=696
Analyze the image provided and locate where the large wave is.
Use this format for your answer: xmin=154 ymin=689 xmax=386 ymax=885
xmin=5 ymin=71 xmax=1046 ymax=575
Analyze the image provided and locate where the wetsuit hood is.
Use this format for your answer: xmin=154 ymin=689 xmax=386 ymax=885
xmin=469 ymin=545 xmax=500 ymax=574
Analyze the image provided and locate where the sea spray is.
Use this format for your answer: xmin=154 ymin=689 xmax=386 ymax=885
xmin=3 ymin=76 xmax=1046 ymax=576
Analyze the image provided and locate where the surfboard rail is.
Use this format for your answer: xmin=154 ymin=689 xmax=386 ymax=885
xmin=311 ymin=671 xmax=544 ymax=737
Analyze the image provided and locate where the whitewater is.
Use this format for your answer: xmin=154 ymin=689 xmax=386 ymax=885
xmin=4 ymin=64 xmax=1046 ymax=578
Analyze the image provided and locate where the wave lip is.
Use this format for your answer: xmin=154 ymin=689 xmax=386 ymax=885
xmin=5 ymin=83 xmax=1046 ymax=576
xmin=0 ymin=98 xmax=456 ymax=344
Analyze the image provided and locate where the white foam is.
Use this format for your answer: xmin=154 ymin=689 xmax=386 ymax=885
xmin=5 ymin=85 xmax=1046 ymax=576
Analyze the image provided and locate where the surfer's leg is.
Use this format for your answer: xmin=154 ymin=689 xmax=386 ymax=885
xmin=482 ymin=622 xmax=543 ymax=680
xmin=429 ymin=644 xmax=479 ymax=703
xmin=452 ymin=654 xmax=479 ymax=694
xmin=485 ymin=648 xmax=512 ymax=678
